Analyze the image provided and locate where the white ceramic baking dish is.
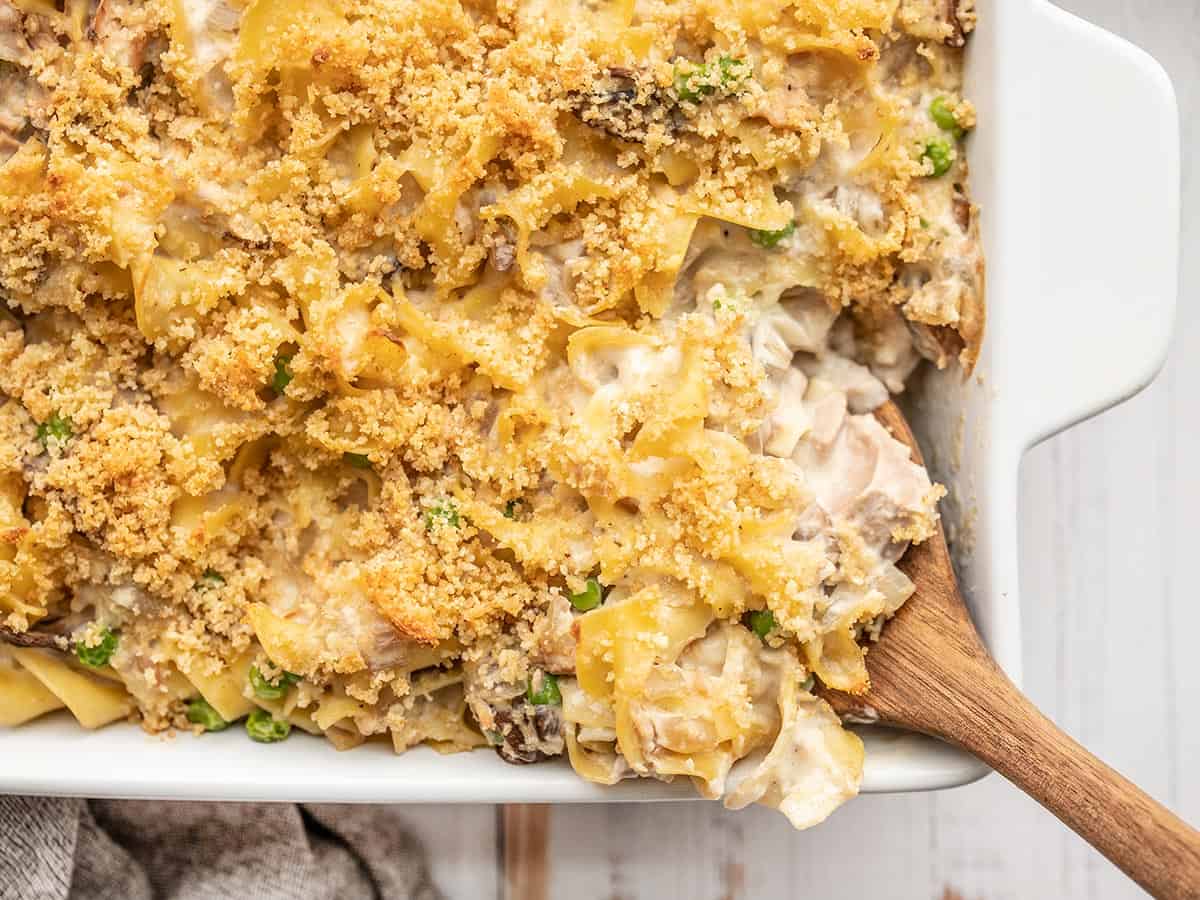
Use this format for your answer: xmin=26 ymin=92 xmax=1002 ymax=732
xmin=0 ymin=0 xmax=1178 ymax=803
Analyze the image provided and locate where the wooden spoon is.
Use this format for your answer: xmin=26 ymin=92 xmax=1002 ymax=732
xmin=819 ymin=401 xmax=1200 ymax=899
xmin=502 ymin=805 xmax=549 ymax=900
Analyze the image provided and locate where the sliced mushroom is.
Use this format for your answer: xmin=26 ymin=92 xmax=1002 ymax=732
xmin=0 ymin=625 xmax=68 ymax=650
xmin=491 ymin=702 xmax=564 ymax=764
xmin=463 ymin=654 xmax=566 ymax=764
xmin=952 ymin=184 xmax=972 ymax=232
xmin=567 ymin=67 xmax=678 ymax=144
xmin=944 ymin=0 xmax=975 ymax=48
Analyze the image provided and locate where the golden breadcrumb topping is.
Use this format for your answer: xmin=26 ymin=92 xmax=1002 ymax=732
xmin=0 ymin=0 xmax=981 ymax=830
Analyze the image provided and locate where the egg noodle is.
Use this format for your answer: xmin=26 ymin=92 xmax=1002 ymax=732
xmin=0 ymin=0 xmax=981 ymax=828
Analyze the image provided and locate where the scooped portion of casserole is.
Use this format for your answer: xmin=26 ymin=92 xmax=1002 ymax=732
xmin=0 ymin=0 xmax=981 ymax=828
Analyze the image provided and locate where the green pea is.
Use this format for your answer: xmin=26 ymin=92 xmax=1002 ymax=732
xmin=746 ymin=609 xmax=776 ymax=640
xmin=75 ymin=628 xmax=117 ymax=668
xmin=186 ymin=697 xmax=230 ymax=732
xmin=343 ymin=452 xmax=372 ymax=469
xmin=569 ymin=577 xmax=604 ymax=612
xmin=674 ymin=55 xmax=749 ymax=102
xmin=526 ymin=671 xmax=561 ymax=706
xmin=271 ymin=354 xmax=294 ymax=395
xmin=748 ymin=220 xmax=795 ymax=249
xmin=245 ymin=708 xmax=291 ymax=743
xmin=502 ymin=498 xmax=524 ymax=520
xmin=922 ymin=139 xmax=954 ymax=177
xmin=424 ymin=499 xmax=460 ymax=531
xmin=196 ymin=569 xmax=225 ymax=591
xmin=929 ymin=96 xmax=965 ymax=139
xmin=718 ymin=56 xmax=749 ymax=80
xmin=674 ymin=64 xmax=711 ymax=103
xmin=249 ymin=664 xmax=300 ymax=700
xmin=36 ymin=412 xmax=73 ymax=448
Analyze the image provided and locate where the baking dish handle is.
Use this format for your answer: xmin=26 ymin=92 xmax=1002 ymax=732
xmin=1013 ymin=2 xmax=1179 ymax=450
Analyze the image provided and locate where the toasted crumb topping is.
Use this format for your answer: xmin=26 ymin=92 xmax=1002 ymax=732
xmin=0 ymin=0 xmax=979 ymax=830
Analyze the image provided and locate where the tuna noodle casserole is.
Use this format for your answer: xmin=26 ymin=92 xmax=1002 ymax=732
xmin=0 ymin=0 xmax=982 ymax=827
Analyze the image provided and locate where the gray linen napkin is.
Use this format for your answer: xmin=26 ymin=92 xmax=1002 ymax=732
xmin=0 ymin=797 xmax=442 ymax=900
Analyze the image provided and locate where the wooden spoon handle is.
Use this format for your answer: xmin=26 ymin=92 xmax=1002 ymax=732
xmin=502 ymin=804 xmax=549 ymax=900
xmin=922 ymin=663 xmax=1200 ymax=898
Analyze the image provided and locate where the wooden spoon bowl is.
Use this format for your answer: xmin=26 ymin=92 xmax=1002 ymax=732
xmin=818 ymin=401 xmax=1200 ymax=899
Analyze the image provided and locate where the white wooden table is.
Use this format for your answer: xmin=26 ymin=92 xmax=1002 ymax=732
xmin=394 ymin=2 xmax=1200 ymax=896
